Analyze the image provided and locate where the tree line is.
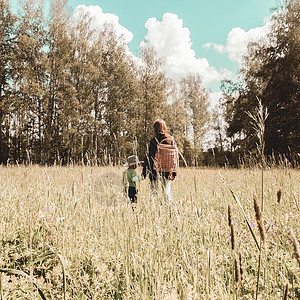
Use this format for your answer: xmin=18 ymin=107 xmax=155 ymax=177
xmin=218 ymin=0 xmax=299 ymax=166
xmin=0 ymin=0 xmax=210 ymax=165
xmin=0 ymin=0 xmax=299 ymax=167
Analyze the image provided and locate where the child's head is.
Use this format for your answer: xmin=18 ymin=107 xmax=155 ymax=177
xmin=128 ymin=155 xmax=139 ymax=169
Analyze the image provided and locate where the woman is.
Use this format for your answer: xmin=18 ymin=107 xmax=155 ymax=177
xmin=142 ymin=119 xmax=177 ymax=201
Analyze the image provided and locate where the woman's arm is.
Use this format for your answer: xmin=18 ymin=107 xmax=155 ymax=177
xmin=142 ymin=138 xmax=158 ymax=178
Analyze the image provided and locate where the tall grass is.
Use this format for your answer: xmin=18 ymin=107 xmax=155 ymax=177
xmin=246 ymin=98 xmax=268 ymax=300
xmin=0 ymin=164 xmax=299 ymax=299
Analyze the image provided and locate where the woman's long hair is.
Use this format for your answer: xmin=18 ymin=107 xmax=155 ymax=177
xmin=153 ymin=119 xmax=171 ymax=140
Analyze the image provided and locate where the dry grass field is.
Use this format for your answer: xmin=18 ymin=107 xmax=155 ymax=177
xmin=0 ymin=165 xmax=299 ymax=299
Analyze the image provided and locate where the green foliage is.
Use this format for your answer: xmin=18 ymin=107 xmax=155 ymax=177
xmin=0 ymin=0 xmax=17 ymax=163
xmin=0 ymin=0 xmax=189 ymax=165
xmin=180 ymin=73 xmax=209 ymax=166
xmin=222 ymin=0 xmax=300 ymax=159
xmin=3 ymin=0 xmax=298 ymax=167
xmin=136 ymin=45 xmax=169 ymax=155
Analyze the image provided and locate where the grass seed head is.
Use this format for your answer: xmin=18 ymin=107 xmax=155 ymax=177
xmin=277 ymin=187 xmax=282 ymax=204
xmin=239 ymin=251 xmax=245 ymax=283
xmin=228 ymin=204 xmax=233 ymax=227
xmin=253 ymin=194 xmax=265 ymax=245
xmin=230 ymin=224 xmax=235 ymax=251
xmin=253 ymin=194 xmax=261 ymax=221
xmin=283 ymin=283 xmax=289 ymax=300
xmin=288 ymin=227 xmax=300 ymax=267
xmin=234 ymin=254 xmax=240 ymax=285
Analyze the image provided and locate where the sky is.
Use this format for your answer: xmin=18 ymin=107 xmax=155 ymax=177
xmin=68 ymin=0 xmax=277 ymax=107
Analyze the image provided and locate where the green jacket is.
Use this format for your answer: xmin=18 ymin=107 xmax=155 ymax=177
xmin=124 ymin=169 xmax=137 ymax=187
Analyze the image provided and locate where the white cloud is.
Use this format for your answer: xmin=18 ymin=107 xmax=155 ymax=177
xmin=73 ymin=5 xmax=133 ymax=44
xmin=202 ymin=42 xmax=213 ymax=49
xmin=213 ymin=44 xmax=226 ymax=53
xmin=140 ymin=13 xmax=230 ymax=84
xmin=204 ymin=20 xmax=272 ymax=64
xmin=72 ymin=7 xmax=234 ymax=97
xmin=226 ymin=25 xmax=271 ymax=63
xmin=208 ymin=91 xmax=223 ymax=110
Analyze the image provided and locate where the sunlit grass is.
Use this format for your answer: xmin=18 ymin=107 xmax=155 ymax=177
xmin=0 ymin=165 xmax=299 ymax=299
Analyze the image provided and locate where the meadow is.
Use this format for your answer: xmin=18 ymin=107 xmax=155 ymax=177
xmin=0 ymin=165 xmax=299 ymax=299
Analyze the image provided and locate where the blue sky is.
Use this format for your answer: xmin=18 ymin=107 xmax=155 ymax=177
xmin=69 ymin=0 xmax=276 ymax=68
xmin=69 ymin=0 xmax=277 ymax=105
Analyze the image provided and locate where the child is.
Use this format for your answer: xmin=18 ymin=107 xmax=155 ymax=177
xmin=123 ymin=155 xmax=142 ymax=203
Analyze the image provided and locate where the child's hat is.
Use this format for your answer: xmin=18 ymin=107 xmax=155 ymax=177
xmin=128 ymin=155 xmax=139 ymax=166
